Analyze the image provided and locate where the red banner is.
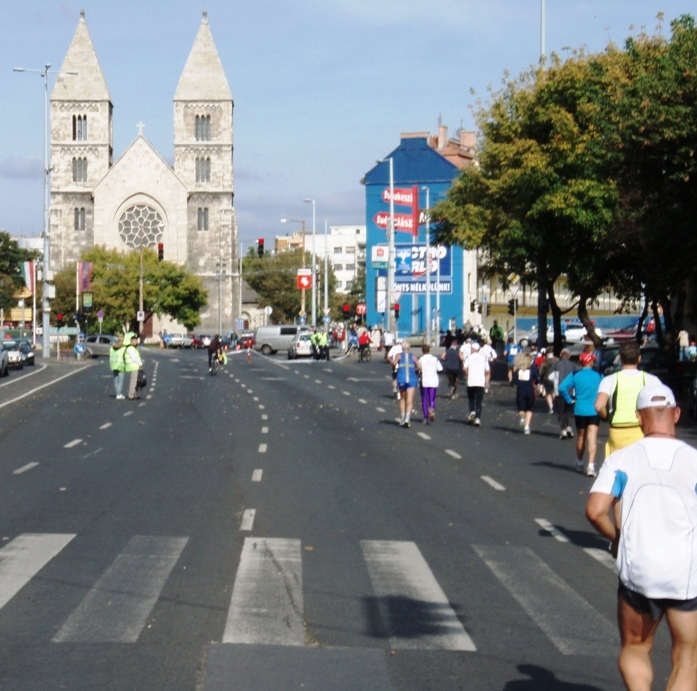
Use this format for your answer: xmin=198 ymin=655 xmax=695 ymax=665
xmin=379 ymin=185 xmax=420 ymax=236
xmin=77 ymin=261 xmax=93 ymax=293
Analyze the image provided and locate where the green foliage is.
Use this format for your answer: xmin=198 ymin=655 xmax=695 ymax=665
xmin=0 ymin=232 xmax=40 ymax=311
xmin=52 ymin=245 xmax=207 ymax=334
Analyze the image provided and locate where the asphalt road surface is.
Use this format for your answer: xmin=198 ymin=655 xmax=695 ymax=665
xmin=0 ymin=347 xmax=688 ymax=690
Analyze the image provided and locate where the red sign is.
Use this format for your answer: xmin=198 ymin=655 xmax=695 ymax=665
xmin=297 ymin=268 xmax=312 ymax=289
xmin=373 ymin=212 xmax=416 ymax=233
xmin=356 ymin=303 xmax=367 ymax=315
xmin=382 ymin=187 xmax=416 ymax=206
xmin=377 ymin=184 xmax=420 ymax=236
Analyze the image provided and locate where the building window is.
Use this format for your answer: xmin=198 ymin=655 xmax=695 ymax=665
xmin=72 ymin=115 xmax=88 ymax=141
xmin=72 ymin=157 xmax=88 ymax=182
xmin=73 ymin=208 xmax=85 ymax=231
xmin=346 ymin=247 xmax=355 ymax=254
xmin=118 ymin=204 xmax=164 ymax=248
xmin=346 ymin=264 xmax=355 ymax=271
xmin=196 ymin=157 xmax=211 ymax=182
xmin=195 ymin=114 xmax=211 ymax=141
xmin=333 ymin=246 xmax=342 ymax=254
xmin=197 ymin=207 xmax=209 ymax=231
xmin=335 ymin=264 xmax=343 ymax=271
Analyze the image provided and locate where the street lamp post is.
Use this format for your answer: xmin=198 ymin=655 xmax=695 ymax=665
xmin=303 ymin=199 xmax=316 ymax=326
xmin=14 ymin=64 xmax=77 ymax=359
xmin=281 ymin=218 xmax=307 ymax=320
xmin=323 ymin=218 xmax=329 ymax=329
xmin=376 ymin=158 xmax=396 ymax=335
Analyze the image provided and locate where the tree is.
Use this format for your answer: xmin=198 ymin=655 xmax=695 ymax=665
xmin=0 ymin=232 xmax=39 ymax=311
xmin=53 ymin=245 xmax=207 ymax=334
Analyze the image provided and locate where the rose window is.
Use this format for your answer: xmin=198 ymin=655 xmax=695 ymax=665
xmin=118 ymin=204 xmax=164 ymax=248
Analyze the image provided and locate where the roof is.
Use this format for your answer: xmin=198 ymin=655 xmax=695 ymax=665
xmin=174 ymin=11 xmax=232 ymax=102
xmin=51 ymin=10 xmax=111 ymax=102
xmin=363 ymin=136 xmax=460 ymax=186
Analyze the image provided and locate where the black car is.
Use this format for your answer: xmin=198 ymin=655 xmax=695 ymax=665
xmin=17 ymin=342 xmax=35 ymax=366
xmin=568 ymin=343 xmax=620 ymax=376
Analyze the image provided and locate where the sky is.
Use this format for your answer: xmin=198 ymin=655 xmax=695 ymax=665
xmin=1 ymin=1 xmax=694 ymax=247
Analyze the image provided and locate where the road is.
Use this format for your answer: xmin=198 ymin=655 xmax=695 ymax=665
xmin=0 ymin=347 xmax=685 ymax=690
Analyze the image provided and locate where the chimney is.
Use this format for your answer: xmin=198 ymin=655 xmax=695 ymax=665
xmin=459 ymin=130 xmax=477 ymax=151
xmin=438 ymin=124 xmax=448 ymax=150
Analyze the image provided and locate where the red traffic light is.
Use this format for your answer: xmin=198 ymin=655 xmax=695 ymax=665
xmin=157 ymin=243 xmax=164 ymax=261
xmin=257 ymin=238 xmax=265 ymax=257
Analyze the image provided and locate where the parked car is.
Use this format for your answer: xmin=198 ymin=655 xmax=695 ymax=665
xmin=511 ymin=320 xmax=603 ymax=347
xmin=288 ymin=332 xmax=314 ymax=359
xmin=254 ymin=325 xmax=309 ymax=355
xmin=1 ymin=341 xmax=23 ymax=369
xmin=402 ymin=331 xmax=437 ymax=349
xmin=568 ymin=343 xmax=621 ymax=376
xmin=0 ymin=346 xmax=9 ymax=377
xmin=189 ymin=334 xmax=204 ymax=349
xmin=605 ymin=321 xmax=641 ymax=343
xmin=237 ymin=332 xmax=254 ymax=350
xmin=84 ymin=334 xmax=121 ymax=358
xmin=200 ymin=335 xmax=212 ymax=348
xmin=166 ymin=333 xmax=191 ymax=348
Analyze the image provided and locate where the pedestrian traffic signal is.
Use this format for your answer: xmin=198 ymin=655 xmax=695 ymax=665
xmin=470 ymin=300 xmax=476 ymax=312
xmin=394 ymin=303 xmax=400 ymax=320
xmin=56 ymin=313 xmax=63 ymax=328
xmin=257 ymin=238 xmax=264 ymax=257
xmin=507 ymin=299 xmax=518 ymax=315
xmin=157 ymin=243 xmax=164 ymax=261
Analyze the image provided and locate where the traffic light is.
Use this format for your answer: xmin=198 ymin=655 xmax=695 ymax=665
xmin=394 ymin=303 xmax=400 ymax=320
xmin=477 ymin=302 xmax=482 ymax=314
xmin=486 ymin=305 xmax=491 ymax=316
xmin=470 ymin=300 xmax=476 ymax=312
xmin=507 ymin=299 xmax=515 ymax=315
xmin=157 ymin=243 xmax=164 ymax=261
xmin=56 ymin=313 xmax=63 ymax=328
xmin=257 ymin=238 xmax=264 ymax=257
xmin=342 ymin=303 xmax=350 ymax=319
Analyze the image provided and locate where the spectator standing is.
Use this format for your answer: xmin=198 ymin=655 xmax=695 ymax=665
xmin=419 ymin=344 xmax=442 ymax=424
xmin=559 ymin=352 xmax=603 ymax=476
xmin=586 ymin=383 xmax=697 ymax=690
xmin=463 ymin=342 xmax=490 ymax=426
xmin=489 ymin=320 xmax=505 ymax=357
xmin=123 ymin=332 xmax=143 ymax=400
xmin=109 ymin=336 xmax=125 ymax=400
xmin=594 ymin=341 xmax=661 ymax=458
xmin=678 ymin=328 xmax=689 ymax=361
xmin=441 ymin=340 xmax=462 ymax=399
xmin=512 ymin=351 xmax=539 ymax=435
xmin=549 ymin=348 xmax=578 ymax=439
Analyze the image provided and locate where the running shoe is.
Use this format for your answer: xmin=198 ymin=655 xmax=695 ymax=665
xmin=468 ymin=412 xmax=476 ymax=423
xmin=422 ymin=419 xmax=429 ymax=425
xmin=428 ymin=409 xmax=435 ymax=422
xmin=560 ymin=429 xmax=568 ymax=439
xmin=575 ymin=459 xmax=585 ymax=473
xmin=524 ymin=426 xmax=531 ymax=435
xmin=566 ymin=426 xmax=574 ymax=438
xmin=474 ymin=418 xmax=481 ymax=426
xmin=586 ymin=463 xmax=597 ymax=477
xmin=519 ymin=416 xmax=525 ymax=427
xmin=404 ymin=420 xmax=411 ymax=428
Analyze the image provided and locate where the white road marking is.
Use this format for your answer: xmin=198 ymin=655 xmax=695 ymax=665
xmin=258 ymin=444 xmax=267 ymax=453
xmin=223 ymin=537 xmax=304 ymax=645
xmin=361 ymin=540 xmax=476 ymax=651
xmin=0 ymin=366 xmax=88 ymax=409
xmin=82 ymin=448 xmax=103 ymax=459
xmin=535 ymin=518 xmax=570 ymax=543
xmin=358 ymin=398 xmax=367 ymax=404
xmin=258 ymin=404 xmax=265 ymax=410
xmin=261 ymin=427 xmax=268 ymax=434
xmin=480 ymin=476 xmax=506 ymax=491
xmin=53 ymin=536 xmax=188 ymax=643
xmin=445 ymin=449 xmax=461 ymax=459
xmin=0 ymin=534 xmax=76 ymax=611
xmin=417 ymin=432 xmax=431 ymax=440
xmin=327 ymin=385 xmax=335 ymax=389
xmin=253 ymin=397 xmax=259 ymax=402
xmin=139 ymin=402 xmax=146 ymax=407
xmin=584 ymin=547 xmax=618 ymax=572
xmin=294 ymin=370 xmax=300 ymax=375
xmin=64 ymin=439 xmax=82 ymax=449
xmin=146 ymin=395 xmax=152 ymax=400
xmin=179 ymin=376 xmax=205 ymax=380
xmin=252 ymin=469 xmax=263 ymax=482
xmin=0 ymin=363 xmax=47 ymax=389
xmin=124 ymin=411 xmax=133 ymax=417
xmin=99 ymin=423 xmax=112 ymax=430
xmin=261 ymin=414 xmax=268 ymax=420
xmin=342 ymin=391 xmax=350 ymax=396
xmin=239 ymin=509 xmax=256 ymax=532
xmin=376 ymin=406 xmax=386 ymax=413
xmin=473 ymin=544 xmax=616 ymax=655
xmin=13 ymin=462 xmax=39 ymax=475
xmin=323 ymin=368 xmax=333 ymax=373
xmin=314 ymin=379 xmax=322 ymax=384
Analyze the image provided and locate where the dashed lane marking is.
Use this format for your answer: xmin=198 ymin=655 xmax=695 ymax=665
xmin=481 ymin=475 xmax=506 ymax=491
xmin=376 ymin=406 xmax=386 ymax=413
xmin=417 ymin=432 xmax=431 ymax=440
xmin=314 ymin=379 xmax=322 ymax=384
xmin=123 ymin=411 xmax=133 ymax=417
xmin=64 ymin=439 xmax=82 ymax=449
xmin=342 ymin=391 xmax=351 ymax=396
xmin=258 ymin=404 xmax=265 ymax=410
xmin=252 ymin=469 xmax=263 ymax=482
xmin=445 ymin=449 xmax=461 ymax=459
xmin=258 ymin=444 xmax=267 ymax=453
xmin=261 ymin=427 xmax=268 ymax=434
xmin=13 ymin=462 xmax=39 ymax=475
xmin=240 ymin=509 xmax=256 ymax=532
xmin=535 ymin=518 xmax=570 ymax=543
xmin=261 ymin=414 xmax=268 ymax=420
xmin=99 ymin=423 xmax=112 ymax=430
xmin=327 ymin=385 xmax=335 ymax=390
xmin=253 ymin=397 xmax=259 ymax=402
xmin=358 ymin=398 xmax=367 ymax=404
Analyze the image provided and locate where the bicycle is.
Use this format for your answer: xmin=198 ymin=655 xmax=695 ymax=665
xmin=358 ymin=345 xmax=371 ymax=362
xmin=210 ymin=356 xmax=219 ymax=375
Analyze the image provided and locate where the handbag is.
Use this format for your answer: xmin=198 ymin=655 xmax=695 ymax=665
xmin=136 ymin=369 xmax=147 ymax=389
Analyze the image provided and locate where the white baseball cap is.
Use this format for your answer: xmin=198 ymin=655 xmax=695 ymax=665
xmin=636 ymin=383 xmax=676 ymax=410
xmin=471 ymin=342 xmax=480 ymax=351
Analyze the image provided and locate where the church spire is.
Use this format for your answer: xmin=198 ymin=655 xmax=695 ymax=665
xmin=51 ymin=10 xmax=111 ymax=101
xmin=174 ymin=11 xmax=231 ymax=101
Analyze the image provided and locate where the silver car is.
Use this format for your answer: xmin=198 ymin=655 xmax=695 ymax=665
xmin=1 ymin=341 xmax=23 ymax=369
xmin=84 ymin=334 xmax=121 ymax=358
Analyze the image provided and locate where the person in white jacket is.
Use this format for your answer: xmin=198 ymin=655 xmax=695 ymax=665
xmin=418 ymin=344 xmax=442 ymax=424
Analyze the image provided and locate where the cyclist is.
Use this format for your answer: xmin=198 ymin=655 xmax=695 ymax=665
xmin=358 ymin=329 xmax=371 ymax=360
xmin=207 ymin=334 xmax=223 ymax=372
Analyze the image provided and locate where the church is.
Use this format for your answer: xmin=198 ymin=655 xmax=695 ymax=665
xmin=49 ymin=10 xmax=238 ymax=334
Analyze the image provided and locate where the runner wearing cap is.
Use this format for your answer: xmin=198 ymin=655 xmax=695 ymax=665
xmin=463 ymin=341 xmax=490 ymax=426
xmin=586 ymin=383 xmax=697 ymax=690
xmin=559 ymin=351 xmax=603 ymax=476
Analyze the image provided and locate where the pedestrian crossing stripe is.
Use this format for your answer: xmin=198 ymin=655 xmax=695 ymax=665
xmin=0 ymin=533 xmax=618 ymax=653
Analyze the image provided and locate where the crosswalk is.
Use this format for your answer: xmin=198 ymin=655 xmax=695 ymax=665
xmin=0 ymin=532 xmax=617 ymax=655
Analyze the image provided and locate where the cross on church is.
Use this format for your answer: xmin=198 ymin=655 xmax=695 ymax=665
xmin=136 ymin=121 xmax=145 ymax=136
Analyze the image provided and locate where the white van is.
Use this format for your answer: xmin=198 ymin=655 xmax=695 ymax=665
xmin=254 ymin=325 xmax=310 ymax=355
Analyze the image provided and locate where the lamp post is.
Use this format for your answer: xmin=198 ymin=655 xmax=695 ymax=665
xmin=303 ymin=199 xmax=316 ymax=326
xmin=421 ymin=186 xmax=431 ymax=347
xmin=14 ymin=64 xmax=77 ymax=358
xmin=376 ymin=157 xmax=396 ymax=335
xmin=323 ymin=218 xmax=329 ymax=329
xmin=281 ymin=218 xmax=307 ymax=320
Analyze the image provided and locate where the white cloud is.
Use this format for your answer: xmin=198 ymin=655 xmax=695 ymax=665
xmin=0 ymin=157 xmax=42 ymax=179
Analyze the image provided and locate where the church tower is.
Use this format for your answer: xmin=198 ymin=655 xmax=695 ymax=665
xmin=49 ymin=10 xmax=113 ymax=272
xmin=174 ymin=10 xmax=237 ymax=333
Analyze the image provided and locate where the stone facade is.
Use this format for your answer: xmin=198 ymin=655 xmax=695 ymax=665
xmin=48 ymin=10 xmax=238 ymax=333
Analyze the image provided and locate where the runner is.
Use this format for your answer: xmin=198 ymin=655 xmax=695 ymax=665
xmin=463 ymin=341 xmax=490 ymax=426
xmin=504 ymin=336 xmax=521 ymax=384
xmin=387 ymin=338 xmax=403 ymax=399
xmin=549 ymin=348 xmax=578 ymax=439
xmin=512 ymin=351 xmax=539 ymax=435
xmin=441 ymin=339 xmax=462 ymax=399
xmin=395 ymin=342 xmax=420 ymax=428
xmin=418 ymin=344 xmax=442 ymax=424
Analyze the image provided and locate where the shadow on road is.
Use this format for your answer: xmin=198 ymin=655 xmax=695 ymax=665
xmin=502 ymin=664 xmax=605 ymax=690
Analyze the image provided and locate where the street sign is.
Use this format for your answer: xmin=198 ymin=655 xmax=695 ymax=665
xmin=323 ymin=307 xmax=331 ymax=316
xmin=264 ymin=305 xmax=273 ymax=315
xmin=356 ymin=303 xmax=367 ymax=315
xmin=323 ymin=315 xmax=331 ymax=323
xmin=97 ymin=309 xmax=105 ymax=319
xmin=296 ymin=268 xmax=312 ymax=290
xmin=137 ymin=310 xmax=145 ymax=321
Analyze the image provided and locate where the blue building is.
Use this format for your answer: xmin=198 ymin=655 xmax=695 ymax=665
xmin=362 ymin=128 xmax=478 ymax=335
